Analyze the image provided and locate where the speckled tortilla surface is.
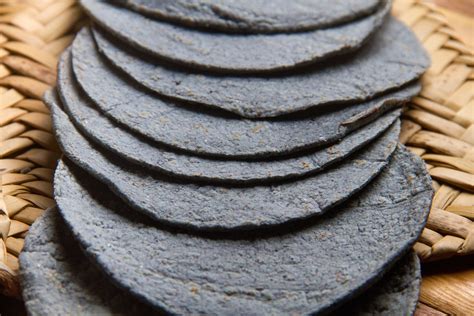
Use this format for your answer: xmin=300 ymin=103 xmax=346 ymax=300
xmin=87 ymin=18 xmax=429 ymax=118
xmin=53 ymin=146 xmax=431 ymax=314
xmin=49 ymin=86 xmax=401 ymax=185
xmin=20 ymin=208 xmax=421 ymax=316
xmin=80 ymin=0 xmax=390 ymax=72
xmin=20 ymin=209 xmax=157 ymax=316
xmin=50 ymin=94 xmax=400 ymax=231
xmin=69 ymin=42 xmax=419 ymax=158
xmin=332 ymin=251 xmax=421 ymax=316
xmin=112 ymin=0 xmax=380 ymax=33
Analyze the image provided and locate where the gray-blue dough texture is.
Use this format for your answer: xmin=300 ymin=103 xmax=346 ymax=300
xmin=87 ymin=17 xmax=429 ymax=118
xmin=112 ymin=0 xmax=380 ymax=34
xmin=332 ymin=251 xmax=421 ymax=316
xmin=49 ymin=85 xmax=401 ymax=185
xmin=50 ymin=96 xmax=400 ymax=231
xmin=69 ymin=40 xmax=420 ymax=158
xmin=80 ymin=0 xmax=390 ymax=72
xmin=53 ymin=145 xmax=432 ymax=314
xmin=20 ymin=208 xmax=421 ymax=316
xmin=20 ymin=209 xmax=158 ymax=316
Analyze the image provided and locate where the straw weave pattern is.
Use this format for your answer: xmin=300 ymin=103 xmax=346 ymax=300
xmin=394 ymin=0 xmax=474 ymax=263
xmin=0 ymin=0 xmax=82 ymax=297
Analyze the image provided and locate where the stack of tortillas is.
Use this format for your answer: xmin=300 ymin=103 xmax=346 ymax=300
xmin=19 ymin=0 xmax=434 ymax=314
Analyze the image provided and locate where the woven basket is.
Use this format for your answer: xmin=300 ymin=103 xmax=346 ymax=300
xmin=0 ymin=0 xmax=472 ymax=313
xmin=0 ymin=0 xmax=83 ymax=297
xmin=394 ymin=1 xmax=474 ymax=314
xmin=393 ymin=0 xmax=474 ymax=263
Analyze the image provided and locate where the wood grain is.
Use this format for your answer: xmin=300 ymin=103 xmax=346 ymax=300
xmin=420 ymin=256 xmax=474 ymax=315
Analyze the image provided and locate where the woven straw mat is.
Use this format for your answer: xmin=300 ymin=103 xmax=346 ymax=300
xmin=393 ymin=0 xmax=474 ymax=263
xmin=0 ymin=0 xmax=83 ymax=297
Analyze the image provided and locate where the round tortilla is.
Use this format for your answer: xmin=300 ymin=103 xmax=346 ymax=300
xmin=50 ymin=101 xmax=399 ymax=231
xmin=85 ymin=18 xmax=429 ymax=118
xmin=53 ymin=146 xmax=431 ymax=314
xmin=20 ymin=209 xmax=156 ymax=315
xmin=80 ymin=0 xmax=390 ymax=73
xmin=20 ymin=208 xmax=421 ymax=315
xmin=69 ymin=42 xmax=419 ymax=158
xmin=113 ymin=0 xmax=381 ymax=34
xmin=49 ymin=86 xmax=401 ymax=185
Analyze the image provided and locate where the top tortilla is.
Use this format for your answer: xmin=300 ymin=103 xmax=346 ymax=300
xmin=89 ymin=17 xmax=429 ymax=118
xmin=53 ymin=146 xmax=432 ymax=314
xmin=112 ymin=0 xmax=381 ymax=34
xmin=20 ymin=207 xmax=420 ymax=315
xmin=80 ymin=0 xmax=390 ymax=73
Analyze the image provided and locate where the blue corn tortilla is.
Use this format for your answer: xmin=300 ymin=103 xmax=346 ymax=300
xmin=20 ymin=208 xmax=157 ymax=315
xmin=52 ymin=146 xmax=431 ymax=314
xmin=86 ymin=18 xmax=429 ymax=118
xmin=49 ymin=94 xmax=400 ymax=231
xmin=112 ymin=0 xmax=381 ymax=34
xmin=49 ymin=86 xmax=401 ymax=185
xmin=80 ymin=0 xmax=390 ymax=73
xmin=69 ymin=40 xmax=420 ymax=158
xmin=20 ymin=208 xmax=421 ymax=315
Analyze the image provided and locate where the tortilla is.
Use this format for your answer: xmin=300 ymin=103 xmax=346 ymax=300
xmin=69 ymin=43 xmax=419 ymax=158
xmin=333 ymin=251 xmax=421 ymax=316
xmin=49 ymin=84 xmax=400 ymax=185
xmin=53 ymin=146 xmax=432 ymax=314
xmin=85 ymin=18 xmax=429 ymax=118
xmin=20 ymin=208 xmax=421 ymax=315
xmin=51 ymin=98 xmax=400 ymax=231
xmin=53 ymin=80 xmax=402 ymax=188
xmin=113 ymin=0 xmax=380 ymax=34
xmin=80 ymin=0 xmax=389 ymax=73
xmin=20 ymin=209 xmax=157 ymax=316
